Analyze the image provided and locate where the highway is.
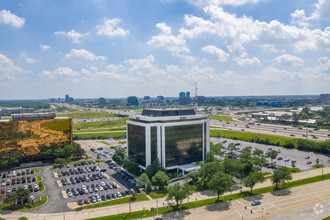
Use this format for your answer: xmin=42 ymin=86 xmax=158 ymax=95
xmin=210 ymin=120 xmax=330 ymax=141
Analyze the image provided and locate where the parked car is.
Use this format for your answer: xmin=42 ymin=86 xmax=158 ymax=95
xmin=251 ymin=200 xmax=261 ymax=206
xmin=306 ymin=161 xmax=312 ymax=164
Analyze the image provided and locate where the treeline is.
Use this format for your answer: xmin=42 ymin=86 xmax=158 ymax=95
xmin=0 ymin=101 xmax=50 ymax=109
xmin=0 ymin=143 xmax=85 ymax=169
xmin=211 ymin=130 xmax=330 ymax=155
xmin=73 ymin=134 xmax=126 ymax=140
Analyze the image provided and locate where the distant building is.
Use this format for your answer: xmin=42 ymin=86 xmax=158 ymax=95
xmin=179 ymin=92 xmax=185 ymax=98
xmin=98 ymin=97 xmax=106 ymax=105
xmin=127 ymin=96 xmax=139 ymax=106
xmin=144 ymin=96 xmax=150 ymax=101
xmin=197 ymin=96 xmax=205 ymax=104
xmin=0 ymin=107 xmax=34 ymax=116
xmin=12 ymin=113 xmax=56 ymax=121
xmin=179 ymin=92 xmax=190 ymax=105
xmin=157 ymin=95 xmax=164 ymax=102
xmin=127 ymin=109 xmax=209 ymax=171
xmin=186 ymin=92 xmax=191 ymax=102
xmin=65 ymin=94 xmax=73 ymax=102
xmin=320 ymin=94 xmax=330 ymax=105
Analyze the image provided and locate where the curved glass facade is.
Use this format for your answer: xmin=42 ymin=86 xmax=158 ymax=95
xmin=165 ymin=124 xmax=203 ymax=167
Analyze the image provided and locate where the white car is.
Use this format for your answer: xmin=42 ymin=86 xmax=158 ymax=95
xmin=117 ymin=192 xmax=122 ymax=197
xmin=100 ymin=182 xmax=105 ymax=186
xmin=67 ymin=192 xmax=73 ymax=197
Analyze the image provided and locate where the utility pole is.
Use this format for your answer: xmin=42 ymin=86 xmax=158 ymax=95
xmin=129 ymin=196 xmax=131 ymax=214
xmin=156 ymin=198 xmax=158 ymax=215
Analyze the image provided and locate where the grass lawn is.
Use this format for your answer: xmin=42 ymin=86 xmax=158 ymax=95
xmin=312 ymin=164 xmax=325 ymax=168
xmin=73 ymin=118 xmax=128 ymax=130
xmin=36 ymin=176 xmax=43 ymax=181
xmin=73 ymin=127 xmax=126 ymax=133
xmin=149 ymin=189 xmax=168 ymax=199
xmin=288 ymin=167 xmax=301 ymax=173
xmin=89 ymin=173 xmax=330 ymax=220
xmin=71 ymin=160 xmax=105 ymax=165
xmin=32 ymin=169 xmax=40 ymax=173
xmin=73 ymin=132 xmax=126 ymax=139
xmin=0 ymin=196 xmax=48 ymax=211
xmin=208 ymin=115 xmax=234 ymax=122
xmin=99 ymin=141 xmax=110 ymax=145
xmin=210 ymin=129 xmax=296 ymax=146
xmin=262 ymin=172 xmax=272 ymax=176
xmin=57 ymin=111 xmax=116 ymax=119
xmin=79 ymin=194 xmax=149 ymax=210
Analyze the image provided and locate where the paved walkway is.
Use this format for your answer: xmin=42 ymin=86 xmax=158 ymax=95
xmin=1 ymin=167 xmax=329 ymax=220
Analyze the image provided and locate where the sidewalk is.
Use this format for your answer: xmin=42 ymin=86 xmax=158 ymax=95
xmin=1 ymin=167 xmax=329 ymax=220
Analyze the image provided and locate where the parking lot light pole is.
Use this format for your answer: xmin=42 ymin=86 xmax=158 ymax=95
xmin=129 ymin=196 xmax=131 ymax=214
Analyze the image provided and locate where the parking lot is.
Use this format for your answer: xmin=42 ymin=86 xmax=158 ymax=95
xmin=211 ymin=137 xmax=330 ymax=172
xmin=0 ymin=168 xmax=44 ymax=203
xmin=50 ymin=141 xmax=140 ymax=207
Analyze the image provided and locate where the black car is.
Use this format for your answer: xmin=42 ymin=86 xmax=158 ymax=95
xmin=106 ymin=194 xmax=112 ymax=199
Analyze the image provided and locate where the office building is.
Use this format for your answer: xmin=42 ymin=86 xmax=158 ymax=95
xmin=186 ymin=92 xmax=191 ymax=102
xmin=0 ymin=107 xmax=34 ymax=116
xmin=144 ymin=96 xmax=150 ymax=101
xmin=320 ymin=94 xmax=330 ymax=105
xmin=127 ymin=109 xmax=209 ymax=172
xmin=127 ymin=96 xmax=139 ymax=106
xmin=65 ymin=94 xmax=74 ymax=102
xmin=98 ymin=97 xmax=106 ymax=105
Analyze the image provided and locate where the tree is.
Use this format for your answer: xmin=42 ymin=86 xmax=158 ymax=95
xmin=208 ymin=171 xmax=234 ymax=200
xmin=54 ymin=158 xmax=67 ymax=166
xmin=151 ymin=171 xmax=169 ymax=189
xmin=242 ymin=171 xmax=265 ymax=194
xmin=15 ymin=187 xmax=31 ymax=204
xmin=316 ymin=158 xmax=320 ymax=164
xmin=137 ymin=173 xmax=151 ymax=188
xmin=4 ymin=193 xmax=17 ymax=205
xmin=146 ymin=182 xmax=152 ymax=194
xmin=291 ymin=160 xmax=296 ymax=168
xmin=166 ymin=183 xmax=193 ymax=207
xmin=186 ymin=172 xmax=199 ymax=184
xmin=96 ymin=154 xmax=101 ymax=160
xmin=112 ymin=147 xmax=126 ymax=166
xmin=205 ymin=151 xmax=216 ymax=163
xmin=266 ymin=150 xmax=278 ymax=164
xmin=18 ymin=217 xmax=28 ymax=220
xmin=38 ymin=181 xmax=44 ymax=190
xmin=210 ymin=143 xmax=223 ymax=155
xmin=223 ymin=159 xmax=243 ymax=178
xmin=123 ymin=157 xmax=140 ymax=175
xmin=253 ymin=148 xmax=264 ymax=158
xmin=144 ymin=158 xmax=161 ymax=179
xmin=199 ymin=161 xmax=222 ymax=183
xmin=252 ymin=157 xmax=267 ymax=171
xmin=271 ymin=167 xmax=292 ymax=189
xmin=227 ymin=143 xmax=237 ymax=151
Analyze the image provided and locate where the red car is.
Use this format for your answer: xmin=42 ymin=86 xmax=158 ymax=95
xmin=306 ymin=161 xmax=312 ymax=164
xmin=84 ymin=199 xmax=91 ymax=204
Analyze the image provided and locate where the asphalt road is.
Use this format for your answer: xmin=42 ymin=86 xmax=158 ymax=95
xmin=210 ymin=120 xmax=330 ymax=141
xmin=148 ymin=179 xmax=330 ymax=220
xmin=211 ymin=137 xmax=330 ymax=172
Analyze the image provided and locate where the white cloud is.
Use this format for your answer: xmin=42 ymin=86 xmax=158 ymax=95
xmin=96 ymin=18 xmax=129 ymax=37
xmin=19 ymin=53 xmax=38 ymax=64
xmin=0 ymin=53 xmax=24 ymax=80
xmin=0 ymin=10 xmax=25 ymax=28
xmin=54 ymin=30 xmax=90 ymax=44
xmin=201 ymin=45 xmax=229 ymax=62
xmin=313 ymin=0 xmax=330 ymax=21
xmin=40 ymin=44 xmax=51 ymax=50
xmin=64 ymin=49 xmax=107 ymax=62
xmin=274 ymin=54 xmax=304 ymax=67
xmin=174 ymin=53 xmax=196 ymax=62
xmin=40 ymin=67 xmax=79 ymax=79
xmin=147 ymin=22 xmax=189 ymax=53
xmin=290 ymin=9 xmax=310 ymax=27
xmin=234 ymin=57 xmax=260 ymax=66
xmin=186 ymin=0 xmax=262 ymax=7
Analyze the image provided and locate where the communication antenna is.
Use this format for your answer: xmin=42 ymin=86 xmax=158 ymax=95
xmin=194 ymin=82 xmax=198 ymax=108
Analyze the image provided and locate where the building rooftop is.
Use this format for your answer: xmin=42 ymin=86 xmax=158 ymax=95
xmin=141 ymin=109 xmax=196 ymax=117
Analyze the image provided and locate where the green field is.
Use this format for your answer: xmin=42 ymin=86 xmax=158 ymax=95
xmin=0 ymin=196 xmax=48 ymax=211
xmin=210 ymin=129 xmax=296 ymax=145
xmin=73 ymin=132 xmax=126 ymax=140
xmin=57 ymin=111 xmax=116 ymax=119
xmin=73 ymin=118 xmax=128 ymax=130
xmin=208 ymin=115 xmax=234 ymax=121
xmin=73 ymin=127 xmax=126 ymax=133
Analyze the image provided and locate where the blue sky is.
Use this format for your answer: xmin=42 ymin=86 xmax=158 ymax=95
xmin=0 ymin=0 xmax=329 ymax=99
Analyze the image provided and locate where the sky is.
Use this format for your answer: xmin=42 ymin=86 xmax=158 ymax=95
xmin=0 ymin=0 xmax=329 ymax=100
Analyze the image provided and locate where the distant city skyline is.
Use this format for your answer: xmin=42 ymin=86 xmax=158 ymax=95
xmin=0 ymin=0 xmax=329 ymax=100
